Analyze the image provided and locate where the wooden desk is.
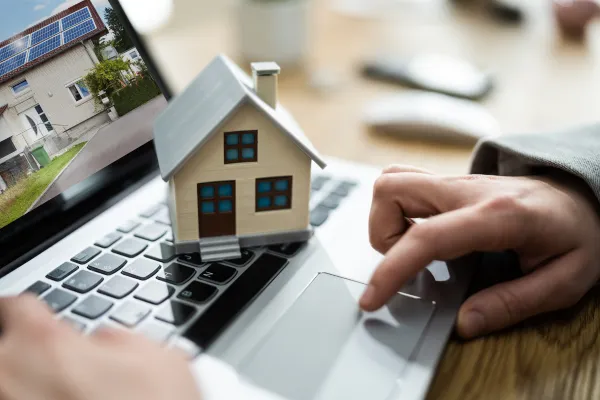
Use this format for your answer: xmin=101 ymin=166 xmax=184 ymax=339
xmin=143 ymin=0 xmax=600 ymax=397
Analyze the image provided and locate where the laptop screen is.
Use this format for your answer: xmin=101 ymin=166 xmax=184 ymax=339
xmin=0 ymin=0 xmax=165 ymax=232
xmin=0 ymin=0 xmax=171 ymax=271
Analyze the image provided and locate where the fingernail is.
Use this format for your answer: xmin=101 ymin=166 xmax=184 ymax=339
xmin=360 ymin=284 xmax=377 ymax=309
xmin=460 ymin=310 xmax=486 ymax=338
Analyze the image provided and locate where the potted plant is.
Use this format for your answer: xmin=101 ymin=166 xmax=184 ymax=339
xmin=238 ymin=0 xmax=310 ymax=67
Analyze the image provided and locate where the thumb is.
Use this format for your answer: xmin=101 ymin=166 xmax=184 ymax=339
xmin=457 ymin=251 xmax=589 ymax=339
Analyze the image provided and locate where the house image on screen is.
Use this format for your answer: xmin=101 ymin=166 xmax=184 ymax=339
xmin=0 ymin=0 xmax=108 ymax=190
xmin=153 ymin=55 xmax=326 ymax=261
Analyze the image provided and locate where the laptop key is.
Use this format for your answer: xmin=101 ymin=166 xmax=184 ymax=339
xmin=24 ymin=280 xmax=51 ymax=296
xmin=139 ymin=322 xmax=174 ymax=344
xmin=72 ymin=295 xmax=113 ymax=320
xmin=183 ymin=253 xmax=287 ymax=348
xmin=339 ymin=179 xmax=358 ymax=190
xmin=155 ymin=300 xmax=196 ymax=326
xmin=117 ymin=220 xmax=140 ymax=233
xmin=319 ymin=193 xmax=344 ymax=210
xmin=310 ymin=206 xmax=330 ymax=227
xmin=135 ymin=223 xmax=168 ymax=242
xmin=198 ymin=264 xmax=236 ymax=285
xmin=110 ymin=301 xmax=151 ymax=328
xmin=145 ymin=242 xmax=177 ymax=262
xmin=177 ymin=253 xmax=204 ymax=268
xmin=134 ymin=281 xmax=175 ymax=305
xmin=331 ymin=182 xmax=355 ymax=197
xmin=153 ymin=209 xmax=171 ymax=226
xmin=157 ymin=263 xmax=195 ymax=285
xmin=61 ymin=316 xmax=87 ymax=332
xmin=112 ymin=238 xmax=148 ymax=258
xmin=268 ymin=242 xmax=305 ymax=257
xmin=224 ymin=249 xmax=254 ymax=267
xmin=42 ymin=288 xmax=77 ymax=312
xmin=71 ymin=247 xmax=101 ymax=265
xmin=63 ymin=270 xmax=104 ymax=294
xmin=140 ymin=204 xmax=163 ymax=218
xmin=88 ymin=253 xmax=127 ymax=275
xmin=94 ymin=232 xmax=123 ymax=249
xmin=46 ymin=262 xmax=78 ymax=281
xmin=164 ymin=231 xmax=174 ymax=242
xmin=311 ymin=175 xmax=330 ymax=191
xmin=98 ymin=276 xmax=139 ymax=299
xmin=178 ymin=281 xmax=218 ymax=304
xmin=121 ymin=259 xmax=160 ymax=280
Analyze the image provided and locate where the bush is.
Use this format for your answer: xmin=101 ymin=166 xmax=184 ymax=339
xmin=111 ymin=76 xmax=161 ymax=116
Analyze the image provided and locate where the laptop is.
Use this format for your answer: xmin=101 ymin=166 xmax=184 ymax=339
xmin=0 ymin=1 xmax=473 ymax=398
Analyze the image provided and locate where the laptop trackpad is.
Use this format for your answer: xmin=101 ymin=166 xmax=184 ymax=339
xmin=239 ymin=273 xmax=436 ymax=400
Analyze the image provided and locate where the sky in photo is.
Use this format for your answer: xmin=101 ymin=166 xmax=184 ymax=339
xmin=0 ymin=0 xmax=111 ymax=41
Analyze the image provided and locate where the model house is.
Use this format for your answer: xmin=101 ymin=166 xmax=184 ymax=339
xmin=0 ymin=0 xmax=108 ymax=187
xmin=153 ymin=55 xmax=326 ymax=261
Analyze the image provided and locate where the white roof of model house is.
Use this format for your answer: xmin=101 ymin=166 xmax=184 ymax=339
xmin=153 ymin=54 xmax=327 ymax=181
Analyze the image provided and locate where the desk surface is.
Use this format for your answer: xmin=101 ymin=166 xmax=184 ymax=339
xmin=143 ymin=0 xmax=600 ymax=397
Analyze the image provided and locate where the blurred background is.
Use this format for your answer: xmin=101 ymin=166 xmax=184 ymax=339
xmin=128 ymin=0 xmax=600 ymax=174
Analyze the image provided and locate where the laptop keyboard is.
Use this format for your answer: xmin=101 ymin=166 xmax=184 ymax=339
xmin=22 ymin=174 xmax=358 ymax=352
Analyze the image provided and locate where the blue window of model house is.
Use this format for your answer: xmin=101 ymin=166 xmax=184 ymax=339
xmin=198 ymin=181 xmax=234 ymax=215
xmin=255 ymin=176 xmax=292 ymax=212
xmin=219 ymin=199 xmax=233 ymax=212
xmin=224 ymin=130 xmax=257 ymax=163
xmin=202 ymin=201 xmax=215 ymax=213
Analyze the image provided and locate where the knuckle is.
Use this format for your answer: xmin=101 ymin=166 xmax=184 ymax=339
xmin=368 ymin=226 xmax=388 ymax=254
xmin=373 ymin=174 xmax=394 ymax=197
xmin=494 ymin=286 xmax=525 ymax=324
xmin=483 ymin=194 xmax=526 ymax=215
xmin=382 ymin=164 xmax=403 ymax=174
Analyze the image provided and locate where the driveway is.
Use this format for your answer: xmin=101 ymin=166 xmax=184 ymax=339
xmin=34 ymin=96 xmax=167 ymax=208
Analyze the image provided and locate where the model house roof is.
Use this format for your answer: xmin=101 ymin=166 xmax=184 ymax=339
xmin=154 ymin=54 xmax=327 ymax=181
xmin=0 ymin=0 xmax=107 ymax=85
xmin=0 ymin=105 xmax=6 ymax=118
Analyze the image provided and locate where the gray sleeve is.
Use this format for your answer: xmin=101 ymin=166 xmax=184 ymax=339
xmin=470 ymin=123 xmax=600 ymax=200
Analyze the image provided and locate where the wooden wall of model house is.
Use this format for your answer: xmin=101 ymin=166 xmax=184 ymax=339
xmin=171 ymin=102 xmax=311 ymax=241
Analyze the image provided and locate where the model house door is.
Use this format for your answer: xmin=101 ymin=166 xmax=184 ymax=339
xmin=197 ymin=181 xmax=236 ymax=237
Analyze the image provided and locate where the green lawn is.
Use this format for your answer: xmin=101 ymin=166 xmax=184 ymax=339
xmin=0 ymin=143 xmax=86 ymax=229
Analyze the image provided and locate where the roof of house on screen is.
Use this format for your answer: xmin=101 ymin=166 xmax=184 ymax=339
xmin=153 ymin=54 xmax=327 ymax=181
xmin=0 ymin=0 xmax=108 ymax=85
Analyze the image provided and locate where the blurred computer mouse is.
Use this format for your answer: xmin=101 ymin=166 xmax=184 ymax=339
xmin=363 ymin=91 xmax=501 ymax=145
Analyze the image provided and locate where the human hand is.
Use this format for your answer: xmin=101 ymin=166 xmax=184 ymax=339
xmin=0 ymin=295 xmax=201 ymax=400
xmin=360 ymin=165 xmax=600 ymax=339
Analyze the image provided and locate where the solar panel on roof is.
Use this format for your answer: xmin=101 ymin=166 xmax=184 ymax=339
xmin=31 ymin=21 xmax=60 ymax=46
xmin=28 ymin=35 xmax=62 ymax=62
xmin=0 ymin=36 xmax=29 ymax=63
xmin=63 ymin=19 xmax=96 ymax=44
xmin=61 ymin=7 xmax=92 ymax=30
xmin=0 ymin=52 xmax=27 ymax=76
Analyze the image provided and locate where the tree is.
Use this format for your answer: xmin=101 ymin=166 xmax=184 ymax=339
xmin=104 ymin=7 xmax=134 ymax=53
xmin=83 ymin=58 xmax=131 ymax=109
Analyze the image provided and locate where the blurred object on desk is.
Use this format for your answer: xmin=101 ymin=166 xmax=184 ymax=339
xmin=238 ymin=0 xmax=310 ymax=66
xmin=119 ymin=0 xmax=174 ymax=33
xmin=363 ymin=91 xmax=501 ymax=145
xmin=362 ymin=54 xmax=493 ymax=100
xmin=553 ymin=0 xmax=600 ymax=40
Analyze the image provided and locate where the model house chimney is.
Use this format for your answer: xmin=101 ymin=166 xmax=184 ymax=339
xmin=251 ymin=62 xmax=280 ymax=109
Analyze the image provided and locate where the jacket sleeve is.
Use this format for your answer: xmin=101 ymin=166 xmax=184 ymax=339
xmin=470 ymin=123 xmax=600 ymax=201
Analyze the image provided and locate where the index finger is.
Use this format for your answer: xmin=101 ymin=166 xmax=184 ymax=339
xmin=369 ymin=172 xmax=452 ymax=254
xmin=361 ymin=198 xmax=532 ymax=311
